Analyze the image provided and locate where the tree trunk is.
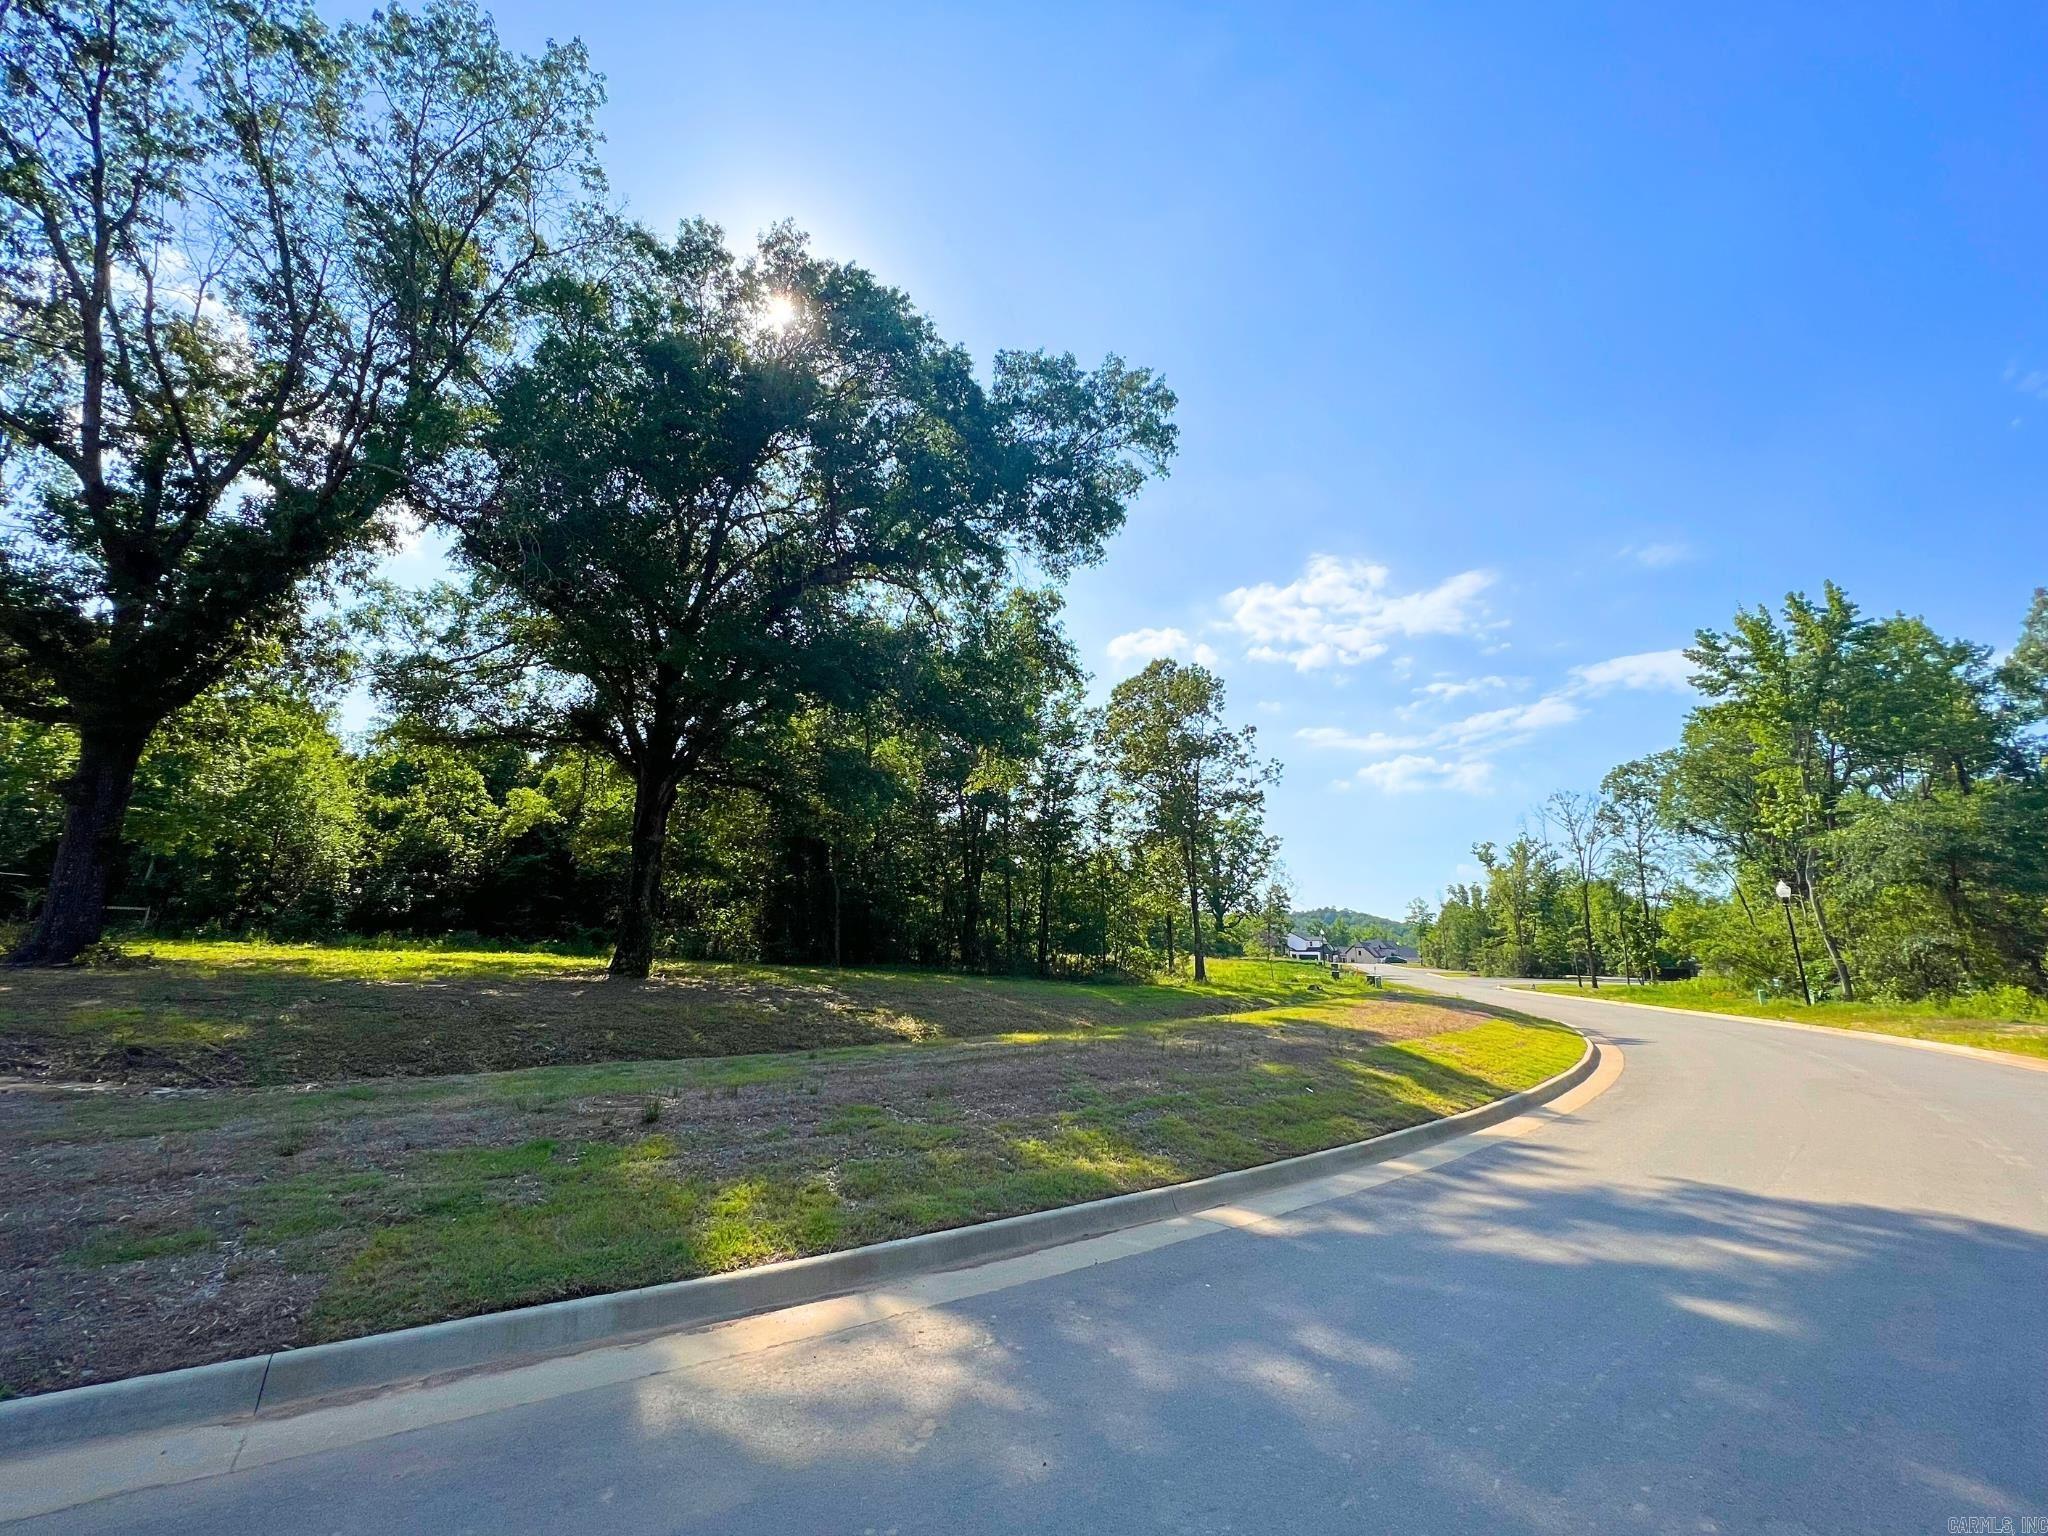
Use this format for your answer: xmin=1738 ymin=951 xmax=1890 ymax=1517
xmin=1185 ymin=846 xmax=1207 ymax=983
xmin=1733 ymin=878 xmax=1763 ymax=933
xmin=1803 ymin=874 xmax=1855 ymax=1000
xmin=1579 ymin=883 xmax=1599 ymax=989
xmin=1164 ymin=911 xmax=1175 ymax=974
xmin=1097 ymin=856 xmax=1109 ymax=971
xmin=610 ymin=774 xmax=677 ymax=980
xmin=9 ymin=729 xmax=147 ymax=967
xmin=1036 ymin=842 xmax=1054 ymax=977
xmin=1635 ymin=847 xmax=1656 ymax=982
xmin=827 ymin=845 xmax=842 ymax=969
xmin=1000 ymin=800 xmax=1014 ymax=971
xmin=958 ymin=792 xmax=984 ymax=969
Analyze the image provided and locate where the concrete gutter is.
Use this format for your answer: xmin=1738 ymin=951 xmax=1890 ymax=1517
xmin=0 ymin=1034 xmax=1595 ymax=1459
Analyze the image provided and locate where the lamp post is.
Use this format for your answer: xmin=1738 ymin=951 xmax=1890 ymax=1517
xmin=1775 ymin=878 xmax=1814 ymax=1006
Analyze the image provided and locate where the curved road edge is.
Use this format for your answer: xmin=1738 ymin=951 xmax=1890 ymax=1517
xmin=1468 ymin=976 xmax=2048 ymax=1076
xmin=0 ymin=1033 xmax=1623 ymax=1524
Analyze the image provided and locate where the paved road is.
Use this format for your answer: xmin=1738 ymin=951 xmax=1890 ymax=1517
xmin=13 ymin=977 xmax=2047 ymax=1534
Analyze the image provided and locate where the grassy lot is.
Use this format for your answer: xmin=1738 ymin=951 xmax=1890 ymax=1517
xmin=0 ymin=940 xmax=1367 ymax=1086
xmin=1528 ymin=977 xmax=2048 ymax=1061
xmin=0 ymin=946 xmax=1581 ymax=1397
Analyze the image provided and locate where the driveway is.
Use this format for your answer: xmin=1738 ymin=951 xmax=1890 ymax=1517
xmin=8 ymin=973 xmax=2045 ymax=1533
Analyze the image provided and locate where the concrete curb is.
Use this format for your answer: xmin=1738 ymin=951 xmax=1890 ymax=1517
xmin=0 ymin=1034 xmax=1594 ymax=1457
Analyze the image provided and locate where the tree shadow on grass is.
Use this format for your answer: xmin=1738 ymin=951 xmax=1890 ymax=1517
xmin=0 ymin=964 xmax=1312 ymax=1087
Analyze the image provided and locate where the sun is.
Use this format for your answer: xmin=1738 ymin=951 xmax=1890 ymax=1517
xmin=759 ymin=292 xmax=799 ymax=334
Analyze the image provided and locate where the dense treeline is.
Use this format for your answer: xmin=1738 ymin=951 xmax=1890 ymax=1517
xmin=0 ymin=645 xmax=1279 ymax=974
xmin=1412 ymin=585 xmax=2048 ymax=1002
xmin=0 ymin=0 xmax=1279 ymax=976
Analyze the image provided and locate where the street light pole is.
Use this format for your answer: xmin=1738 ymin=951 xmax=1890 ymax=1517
xmin=1775 ymin=878 xmax=1814 ymax=1006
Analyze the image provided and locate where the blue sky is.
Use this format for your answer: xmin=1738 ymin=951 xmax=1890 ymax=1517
xmin=372 ymin=0 xmax=2048 ymax=918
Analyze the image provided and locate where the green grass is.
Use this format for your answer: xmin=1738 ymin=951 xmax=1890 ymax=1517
xmin=6 ymin=939 xmax=1586 ymax=1393
xmin=112 ymin=938 xmax=1340 ymax=998
xmin=115 ymin=936 xmax=613 ymax=981
xmin=306 ymin=1143 xmax=854 ymax=1332
xmin=0 ymin=940 xmax=1372 ymax=1087
xmin=231 ymin=1013 xmax=1583 ymax=1343
xmin=1527 ymin=977 xmax=2048 ymax=1060
xmin=65 ymin=1227 xmax=217 ymax=1267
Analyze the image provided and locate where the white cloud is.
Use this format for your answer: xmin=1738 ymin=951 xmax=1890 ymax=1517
xmin=382 ymin=505 xmax=431 ymax=558
xmin=1296 ymin=694 xmax=1578 ymax=797
xmin=1399 ymin=674 xmax=1517 ymax=720
xmin=115 ymin=245 xmax=252 ymax=345
xmin=1570 ymin=648 xmax=1693 ymax=694
xmin=1355 ymin=755 xmax=1497 ymax=795
xmin=1220 ymin=555 xmax=1496 ymax=671
xmin=1438 ymin=694 xmax=1584 ymax=743
xmin=2006 ymin=360 xmax=2048 ymax=399
xmin=1297 ymin=695 xmax=1585 ymax=762
xmin=1622 ymin=540 xmax=1694 ymax=569
xmin=1298 ymin=724 xmax=1427 ymax=754
xmin=373 ymin=504 xmax=455 ymax=585
xmin=1297 ymin=647 xmax=1690 ymax=797
xmin=1104 ymin=626 xmax=1219 ymax=674
xmin=1416 ymin=674 xmax=1511 ymax=702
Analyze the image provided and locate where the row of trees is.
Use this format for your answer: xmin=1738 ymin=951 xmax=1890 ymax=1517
xmin=0 ymin=0 xmax=1280 ymax=975
xmin=1411 ymin=584 xmax=2048 ymax=1000
xmin=1410 ymin=806 xmax=1668 ymax=986
xmin=0 ymin=645 xmax=1279 ymax=975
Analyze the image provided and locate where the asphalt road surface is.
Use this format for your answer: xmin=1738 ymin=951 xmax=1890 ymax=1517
xmin=11 ymin=975 xmax=2046 ymax=1534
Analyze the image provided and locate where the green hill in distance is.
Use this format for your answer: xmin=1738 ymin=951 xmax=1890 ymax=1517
xmin=1289 ymin=907 xmax=1416 ymax=945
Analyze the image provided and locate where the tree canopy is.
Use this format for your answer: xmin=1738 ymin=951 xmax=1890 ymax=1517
xmin=1413 ymin=584 xmax=2048 ymax=1002
xmin=0 ymin=1 xmax=1258 ymax=982
xmin=1099 ymin=658 xmax=1276 ymax=983
xmin=0 ymin=0 xmax=602 ymax=961
xmin=382 ymin=220 xmax=1176 ymax=974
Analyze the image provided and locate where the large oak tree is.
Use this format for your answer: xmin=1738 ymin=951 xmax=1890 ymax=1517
xmin=0 ymin=0 xmax=600 ymax=962
xmin=394 ymin=222 xmax=1176 ymax=977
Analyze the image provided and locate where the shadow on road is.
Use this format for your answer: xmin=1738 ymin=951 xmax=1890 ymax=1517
xmin=107 ymin=1138 xmax=2041 ymax=1536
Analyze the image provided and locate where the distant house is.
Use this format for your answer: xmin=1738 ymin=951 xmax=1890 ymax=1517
xmin=1283 ymin=932 xmax=1332 ymax=961
xmin=1341 ymin=939 xmax=1420 ymax=965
